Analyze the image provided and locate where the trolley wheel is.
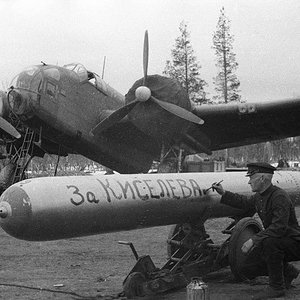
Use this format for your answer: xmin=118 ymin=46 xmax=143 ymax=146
xmin=167 ymin=224 xmax=189 ymax=258
xmin=123 ymin=272 xmax=146 ymax=298
xmin=228 ymin=217 xmax=262 ymax=281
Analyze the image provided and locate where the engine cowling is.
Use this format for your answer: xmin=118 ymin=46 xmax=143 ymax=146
xmin=125 ymin=75 xmax=191 ymax=142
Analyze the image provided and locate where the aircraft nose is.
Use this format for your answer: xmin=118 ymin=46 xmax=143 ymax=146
xmin=0 ymin=91 xmax=20 ymax=138
xmin=0 ymin=185 xmax=32 ymax=240
xmin=7 ymin=88 xmax=38 ymax=119
xmin=0 ymin=91 xmax=9 ymax=118
xmin=7 ymin=89 xmax=28 ymax=115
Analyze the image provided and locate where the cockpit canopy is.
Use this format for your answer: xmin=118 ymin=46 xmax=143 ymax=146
xmin=63 ymin=63 xmax=90 ymax=82
xmin=63 ymin=63 xmax=124 ymax=101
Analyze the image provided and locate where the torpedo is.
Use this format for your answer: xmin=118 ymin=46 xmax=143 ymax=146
xmin=0 ymin=171 xmax=300 ymax=241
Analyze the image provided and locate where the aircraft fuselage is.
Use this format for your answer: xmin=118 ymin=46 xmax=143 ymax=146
xmin=7 ymin=64 xmax=168 ymax=173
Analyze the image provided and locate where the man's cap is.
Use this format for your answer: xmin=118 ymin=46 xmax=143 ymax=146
xmin=246 ymin=162 xmax=277 ymax=177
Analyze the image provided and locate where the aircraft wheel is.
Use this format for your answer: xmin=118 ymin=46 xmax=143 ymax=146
xmin=123 ymin=272 xmax=146 ymax=298
xmin=228 ymin=217 xmax=262 ymax=281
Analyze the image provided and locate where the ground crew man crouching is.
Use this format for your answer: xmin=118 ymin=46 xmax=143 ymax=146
xmin=213 ymin=162 xmax=300 ymax=300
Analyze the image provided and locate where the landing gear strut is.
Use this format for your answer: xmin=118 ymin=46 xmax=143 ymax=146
xmin=121 ymin=217 xmax=262 ymax=298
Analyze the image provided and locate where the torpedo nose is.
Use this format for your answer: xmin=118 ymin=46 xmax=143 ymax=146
xmin=0 ymin=185 xmax=32 ymax=240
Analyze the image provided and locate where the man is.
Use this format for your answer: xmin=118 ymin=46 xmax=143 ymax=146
xmin=213 ymin=162 xmax=300 ymax=300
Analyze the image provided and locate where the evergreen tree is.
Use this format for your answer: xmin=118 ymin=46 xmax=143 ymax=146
xmin=212 ymin=7 xmax=241 ymax=103
xmin=163 ymin=21 xmax=208 ymax=104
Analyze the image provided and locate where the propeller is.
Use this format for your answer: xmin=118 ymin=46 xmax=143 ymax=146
xmin=0 ymin=118 xmax=21 ymax=139
xmin=151 ymin=94 xmax=204 ymax=124
xmin=0 ymin=91 xmax=21 ymax=139
xmin=143 ymin=30 xmax=149 ymax=85
xmin=90 ymin=101 xmax=139 ymax=135
xmin=90 ymin=31 xmax=204 ymax=137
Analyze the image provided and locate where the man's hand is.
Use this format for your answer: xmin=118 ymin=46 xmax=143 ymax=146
xmin=241 ymin=238 xmax=254 ymax=254
xmin=212 ymin=182 xmax=225 ymax=195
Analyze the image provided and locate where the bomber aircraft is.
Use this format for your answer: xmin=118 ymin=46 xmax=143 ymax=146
xmin=0 ymin=31 xmax=300 ymax=185
xmin=1 ymin=31 xmax=300 ymax=297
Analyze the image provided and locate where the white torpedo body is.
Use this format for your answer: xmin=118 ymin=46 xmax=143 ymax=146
xmin=0 ymin=171 xmax=300 ymax=241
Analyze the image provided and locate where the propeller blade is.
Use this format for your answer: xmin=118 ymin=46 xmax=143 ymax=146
xmin=143 ymin=30 xmax=149 ymax=85
xmin=90 ymin=100 xmax=139 ymax=136
xmin=151 ymin=96 xmax=204 ymax=125
xmin=0 ymin=117 xmax=21 ymax=138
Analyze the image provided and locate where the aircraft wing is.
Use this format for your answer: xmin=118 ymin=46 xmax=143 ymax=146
xmin=187 ymin=98 xmax=300 ymax=153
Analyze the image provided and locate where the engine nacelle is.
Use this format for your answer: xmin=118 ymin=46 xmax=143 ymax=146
xmin=126 ymin=75 xmax=191 ymax=142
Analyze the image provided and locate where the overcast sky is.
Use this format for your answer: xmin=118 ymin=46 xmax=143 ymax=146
xmin=0 ymin=0 xmax=299 ymax=102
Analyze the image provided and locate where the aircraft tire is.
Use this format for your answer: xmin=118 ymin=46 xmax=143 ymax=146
xmin=228 ymin=217 xmax=262 ymax=281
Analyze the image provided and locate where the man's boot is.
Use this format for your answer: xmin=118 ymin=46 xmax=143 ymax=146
xmin=252 ymin=260 xmax=285 ymax=300
xmin=284 ymin=262 xmax=299 ymax=289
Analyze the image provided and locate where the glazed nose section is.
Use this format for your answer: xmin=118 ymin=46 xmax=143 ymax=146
xmin=0 ymin=91 xmax=21 ymax=139
xmin=8 ymin=89 xmax=29 ymax=115
xmin=0 ymin=91 xmax=9 ymax=118
xmin=0 ymin=185 xmax=32 ymax=240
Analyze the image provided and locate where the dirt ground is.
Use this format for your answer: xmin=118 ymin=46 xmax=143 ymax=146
xmin=0 ymin=217 xmax=300 ymax=300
